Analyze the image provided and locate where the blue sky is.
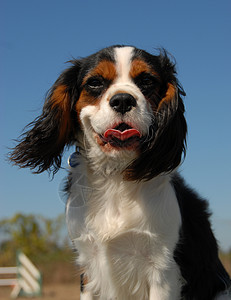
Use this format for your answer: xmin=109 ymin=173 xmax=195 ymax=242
xmin=1 ymin=0 xmax=231 ymax=250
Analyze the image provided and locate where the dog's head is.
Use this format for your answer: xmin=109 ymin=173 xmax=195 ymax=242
xmin=10 ymin=45 xmax=187 ymax=181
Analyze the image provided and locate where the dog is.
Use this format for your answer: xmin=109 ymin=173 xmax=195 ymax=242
xmin=10 ymin=45 xmax=231 ymax=299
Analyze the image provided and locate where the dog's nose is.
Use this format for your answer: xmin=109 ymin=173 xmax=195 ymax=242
xmin=109 ymin=93 xmax=136 ymax=114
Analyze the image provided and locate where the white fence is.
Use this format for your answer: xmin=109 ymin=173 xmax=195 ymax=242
xmin=0 ymin=267 xmax=17 ymax=286
xmin=0 ymin=251 xmax=42 ymax=298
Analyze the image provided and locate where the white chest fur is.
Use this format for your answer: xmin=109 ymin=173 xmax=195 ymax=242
xmin=66 ymin=168 xmax=182 ymax=300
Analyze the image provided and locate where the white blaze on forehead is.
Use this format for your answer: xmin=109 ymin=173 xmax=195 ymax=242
xmin=114 ymin=47 xmax=134 ymax=82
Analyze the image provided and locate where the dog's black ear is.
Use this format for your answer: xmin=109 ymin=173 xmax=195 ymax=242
xmin=9 ymin=61 xmax=81 ymax=175
xmin=125 ymin=52 xmax=187 ymax=181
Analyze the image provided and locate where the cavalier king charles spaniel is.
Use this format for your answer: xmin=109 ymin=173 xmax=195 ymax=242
xmin=10 ymin=45 xmax=231 ymax=299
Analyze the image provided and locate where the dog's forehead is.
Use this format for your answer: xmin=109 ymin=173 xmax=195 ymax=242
xmin=81 ymin=46 xmax=156 ymax=81
xmin=114 ymin=46 xmax=134 ymax=77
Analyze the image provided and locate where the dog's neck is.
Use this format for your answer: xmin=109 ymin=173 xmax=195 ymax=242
xmin=69 ymin=155 xmax=177 ymax=242
xmin=76 ymin=140 xmax=137 ymax=178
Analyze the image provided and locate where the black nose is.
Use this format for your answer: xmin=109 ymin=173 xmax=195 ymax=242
xmin=109 ymin=93 xmax=136 ymax=114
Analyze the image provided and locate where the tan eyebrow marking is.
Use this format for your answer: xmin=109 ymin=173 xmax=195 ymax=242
xmin=130 ymin=59 xmax=159 ymax=79
xmin=82 ymin=60 xmax=117 ymax=85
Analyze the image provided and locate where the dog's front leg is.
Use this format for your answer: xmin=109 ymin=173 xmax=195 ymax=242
xmin=80 ymin=291 xmax=94 ymax=300
xmin=149 ymin=267 xmax=181 ymax=300
xmin=149 ymin=284 xmax=180 ymax=300
xmin=149 ymin=285 xmax=174 ymax=300
xmin=80 ymin=273 xmax=94 ymax=300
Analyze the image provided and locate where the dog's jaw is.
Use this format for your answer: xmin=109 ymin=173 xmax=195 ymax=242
xmin=76 ymin=119 xmax=138 ymax=177
xmin=78 ymin=100 xmax=151 ymax=176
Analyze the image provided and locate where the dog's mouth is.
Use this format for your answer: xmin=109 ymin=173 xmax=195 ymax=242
xmin=104 ymin=123 xmax=141 ymax=141
xmin=99 ymin=123 xmax=141 ymax=148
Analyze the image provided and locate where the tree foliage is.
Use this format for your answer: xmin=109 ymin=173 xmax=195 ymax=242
xmin=0 ymin=213 xmax=68 ymax=265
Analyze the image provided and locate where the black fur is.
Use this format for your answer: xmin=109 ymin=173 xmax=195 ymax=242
xmin=172 ymin=174 xmax=231 ymax=299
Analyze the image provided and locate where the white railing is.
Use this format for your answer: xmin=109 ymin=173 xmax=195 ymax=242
xmin=0 ymin=251 xmax=42 ymax=298
xmin=0 ymin=267 xmax=17 ymax=286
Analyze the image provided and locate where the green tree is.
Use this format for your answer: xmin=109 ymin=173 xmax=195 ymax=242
xmin=0 ymin=213 xmax=67 ymax=264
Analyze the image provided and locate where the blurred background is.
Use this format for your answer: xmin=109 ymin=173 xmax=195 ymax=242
xmin=1 ymin=0 xmax=230 ymax=299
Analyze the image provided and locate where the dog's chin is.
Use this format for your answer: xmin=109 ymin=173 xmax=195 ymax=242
xmin=81 ymin=132 xmax=139 ymax=177
xmin=95 ymin=133 xmax=141 ymax=153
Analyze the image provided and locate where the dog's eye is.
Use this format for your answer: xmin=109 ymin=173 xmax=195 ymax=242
xmin=140 ymin=75 xmax=154 ymax=86
xmin=86 ymin=77 xmax=104 ymax=89
xmin=138 ymin=74 xmax=156 ymax=87
xmin=135 ymin=73 xmax=159 ymax=94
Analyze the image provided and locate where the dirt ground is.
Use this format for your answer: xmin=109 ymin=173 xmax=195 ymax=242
xmin=0 ymin=254 xmax=82 ymax=300
xmin=0 ymin=283 xmax=80 ymax=300
xmin=1 ymin=254 xmax=230 ymax=300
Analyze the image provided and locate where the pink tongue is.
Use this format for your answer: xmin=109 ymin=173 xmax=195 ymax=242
xmin=104 ymin=129 xmax=141 ymax=141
